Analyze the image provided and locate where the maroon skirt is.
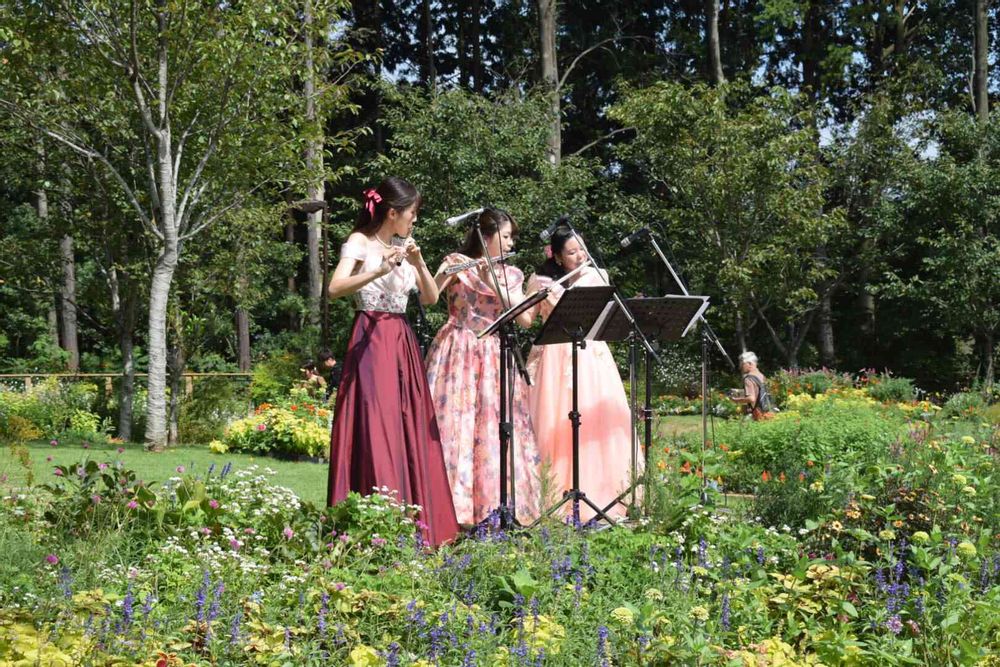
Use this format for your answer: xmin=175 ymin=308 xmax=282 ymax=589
xmin=327 ymin=311 xmax=458 ymax=546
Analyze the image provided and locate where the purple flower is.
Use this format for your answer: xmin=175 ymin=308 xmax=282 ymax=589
xmin=45 ymin=554 xmax=59 ymax=565
xmin=282 ymin=526 xmax=294 ymax=540
xmin=597 ymin=625 xmax=610 ymax=667
xmin=53 ymin=468 xmax=64 ymax=477
xmin=371 ymin=536 xmax=387 ymax=547
xmin=122 ymin=586 xmax=135 ymax=629
xmin=91 ymin=494 xmax=102 ymax=504
xmin=229 ymin=609 xmax=243 ymax=645
xmin=176 ymin=465 xmax=186 ymax=474
xmin=720 ymin=593 xmax=731 ymax=630
xmin=208 ymin=499 xmax=220 ymax=510
xmin=126 ymin=500 xmax=138 ymax=510
xmin=885 ymin=615 xmax=903 ymax=635
xmin=50 ymin=439 xmax=58 ymax=447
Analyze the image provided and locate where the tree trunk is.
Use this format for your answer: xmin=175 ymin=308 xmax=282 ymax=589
xmin=32 ymin=157 xmax=61 ymax=351
xmin=421 ymin=0 xmax=436 ymax=86
xmin=285 ymin=221 xmax=298 ymax=295
xmin=236 ymin=272 xmax=252 ymax=371
xmin=457 ymin=0 xmax=468 ymax=87
xmin=144 ymin=240 xmax=178 ymax=450
xmin=539 ymin=0 xmax=560 ymax=165
xmin=974 ymin=0 xmax=989 ymax=123
xmin=818 ymin=289 xmax=835 ymax=368
xmin=304 ymin=0 xmax=325 ymax=329
xmin=734 ymin=306 xmax=746 ymax=353
xmin=59 ymin=234 xmax=80 ymax=371
xmin=979 ymin=330 xmax=995 ymax=389
xmin=167 ymin=307 xmax=185 ymax=446
xmin=706 ymin=0 xmax=725 ymax=85
xmin=118 ymin=286 xmax=137 ymax=441
xmin=470 ymin=0 xmax=483 ymax=91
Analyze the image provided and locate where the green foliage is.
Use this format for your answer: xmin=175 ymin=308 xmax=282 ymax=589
xmin=769 ymin=368 xmax=855 ymax=402
xmin=0 ymin=378 xmax=102 ymax=441
xmin=866 ymin=375 xmax=917 ymax=403
xmin=220 ymin=397 xmax=330 ymax=460
xmin=249 ymin=353 xmax=304 ymax=405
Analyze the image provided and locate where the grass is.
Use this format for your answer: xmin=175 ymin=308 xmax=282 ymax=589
xmin=0 ymin=415 xmax=713 ymax=510
xmin=0 ymin=439 xmax=330 ymax=506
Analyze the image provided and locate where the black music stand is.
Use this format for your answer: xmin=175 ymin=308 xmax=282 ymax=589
xmin=529 ymin=285 xmax=622 ymax=528
xmin=598 ymin=296 xmax=709 ymax=517
xmin=477 ymin=288 xmax=551 ymax=528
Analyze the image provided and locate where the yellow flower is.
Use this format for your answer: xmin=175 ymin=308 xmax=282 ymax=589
xmin=952 ymin=474 xmax=968 ymax=485
xmin=828 ymin=521 xmax=843 ymax=533
xmin=644 ymin=588 xmax=664 ymax=601
xmin=348 ymin=645 xmax=381 ymax=667
xmin=610 ymin=607 xmax=635 ymax=626
xmin=911 ymin=531 xmax=930 ymax=544
xmin=961 ymin=435 xmax=976 ymax=445
xmin=962 ymin=485 xmax=977 ymax=496
xmin=957 ymin=541 xmax=977 ymax=559
xmin=878 ymin=529 xmax=896 ymax=540
xmin=208 ymin=440 xmax=228 ymax=454
xmin=690 ymin=605 xmax=709 ymax=622
xmin=521 ymin=614 xmax=566 ymax=654
xmin=809 ymin=481 xmax=824 ymax=493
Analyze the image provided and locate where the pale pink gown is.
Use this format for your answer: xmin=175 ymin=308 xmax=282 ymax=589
xmin=525 ymin=266 xmax=636 ymax=520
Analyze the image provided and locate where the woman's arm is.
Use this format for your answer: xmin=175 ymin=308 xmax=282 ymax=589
xmin=404 ymin=239 xmax=440 ymax=305
xmin=327 ymin=234 xmax=400 ymax=299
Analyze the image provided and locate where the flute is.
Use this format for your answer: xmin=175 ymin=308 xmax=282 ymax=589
xmin=442 ymin=252 xmax=517 ymax=275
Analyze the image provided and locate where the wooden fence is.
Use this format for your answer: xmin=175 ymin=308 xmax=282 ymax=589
xmin=0 ymin=372 xmax=253 ymax=398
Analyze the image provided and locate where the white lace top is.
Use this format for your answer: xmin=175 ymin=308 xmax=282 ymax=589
xmin=340 ymin=235 xmax=417 ymax=313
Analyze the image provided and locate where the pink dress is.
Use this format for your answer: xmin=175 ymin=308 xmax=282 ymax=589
xmin=526 ymin=266 xmax=636 ymax=520
xmin=425 ymin=254 xmax=541 ymax=524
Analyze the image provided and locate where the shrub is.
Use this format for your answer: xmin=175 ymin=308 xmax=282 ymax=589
xmin=769 ymin=369 xmax=854 ymax=404
xmin=865 ymin=374 xmax=916 ymax=402
xmin=0 ymin=379 xmax=101 ymax=440
xmin=221 ymin=402 xmax=329 ymax=459
xmin=942 ymin=391 xmax=986 ymax=418
xmin=178 ymin=376 xmax=250 ymax=444
xmin=249 ymin=353 xmax=303 ymax=404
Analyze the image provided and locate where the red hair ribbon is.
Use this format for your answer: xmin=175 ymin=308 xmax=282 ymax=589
xmin=363 ymin=188 xmax=382 ymax=218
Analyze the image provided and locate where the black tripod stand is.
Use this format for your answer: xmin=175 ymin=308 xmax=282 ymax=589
xmin=529 ymin=284 xmax=621 ymax=528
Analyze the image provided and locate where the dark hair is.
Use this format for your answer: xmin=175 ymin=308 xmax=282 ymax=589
xmin=317 ymin=349 xmax=334 ymax=363
xmin=301 ymin=360 xmax=317 ymax=372
xmin=353 ymin=176 xmax=422 ymax=235
xmin=535 ymin=225 xmax=580 ymax=279
xmin=456 ymin=208 xmax=519 ymax=258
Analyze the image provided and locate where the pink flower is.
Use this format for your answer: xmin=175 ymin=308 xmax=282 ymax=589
xmin=229 ymin=539 xmax=241 ymax=550
xmin=200 ymin=527 xmax=212 ymax=535
xmin=371 ymin=536 xmax=387 ymax=547
xmin=91 ymin=494 xmax=102 ymax=504
xmin=54 ymin=468 xmax=64 ymax=477
xmin=334 ymin=582 xmax=346 ymax=591
xmin=175 ymin=465 xmax=186 ymax=474
xmin=208 ymin=499 xmax=220 ymax=509
xmin=282 ymin=526 xmax=294 ymax=540
xmin=45 ymin=456 xmax=52 ymax=462
xmin=45 ymin=554 xmax=59 ymax=565
xmin=98 ymin=463 xmax=108 ymax=470
xmin=126 ymin=500 xmax=139 ymax=510
xmin=49 ymin=439 xmax=58 ymax=447
xmin=256 ymin=423 xmax=267 ymax=432
xmin=76 ymin=467 xmax=85 ymax=477
xmin=339 ymin=533 xmax=350 ymax=543
xmin=322 ymin=559 xmax=333 ymax=570
xmin=117 ymin=447 xmax=125 ymax=454
xmin=82 ymin=442 xmax=90 ymax=449
xmin=243 ymin=527 xmax=256 ymax=535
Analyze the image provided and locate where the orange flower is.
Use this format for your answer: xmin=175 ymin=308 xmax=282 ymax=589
xmin=663 ymin=446 xmax=670 ymax=454
xmin=290 ymin=405 xmax=299 ymax=411
xmin=680 ymin=461 xmax=692 ymax=474
xmin=779 ymin=472 xmax=786 ymax=482
xmin=761 ymin=471 xmax=772 ymax=482
xmin=806 ymin=460 xmax=815 ymax=468
xmin=719 ymin=443 xmax=729 ymax=452
xmin=798 ymin=472 xmax=806 ymax=482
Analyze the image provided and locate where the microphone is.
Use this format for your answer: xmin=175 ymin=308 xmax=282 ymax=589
xmin=539 ymin=215 xmax=571 ymax=242
xmin=444 ymin=207 xmax=485 ymax=227
xmin=619 ymin=226 xmax=651 ymax=249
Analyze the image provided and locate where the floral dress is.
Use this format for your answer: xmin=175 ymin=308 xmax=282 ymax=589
xmin=424 ymin=254 xmax=541 ymax=524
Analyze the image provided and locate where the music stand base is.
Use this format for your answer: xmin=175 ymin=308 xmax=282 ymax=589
xmin=530 ymin=489 xmax=618 ymax=529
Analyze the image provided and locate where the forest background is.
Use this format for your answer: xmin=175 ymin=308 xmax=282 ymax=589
xmin=1 ymin=0 xmax=998 ymax=449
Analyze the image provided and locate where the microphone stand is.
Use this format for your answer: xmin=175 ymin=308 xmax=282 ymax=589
xmin=561 ymin=218 xmax=660 ymax=519
xmin=472 ymin=216 xmax=529 ymax=529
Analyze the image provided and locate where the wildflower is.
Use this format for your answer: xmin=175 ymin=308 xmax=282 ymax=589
xmin=230 ymin=539 xmax=241 ymax=551
xmin=610 ymin=607 xmax=634 ymax=626
xmin=50 ymin=439 xmax=58 ymax=447
xmin=761 ymin=470 xmax=771 ymax=482
xmin=256 ymin=423 xmax=267 ymax=431
xmin=126 ymin=500 xmax=138 ymax=510
xmin=117 ymin=447 xmax=125 ymax=454
xmin=91 ymin=494 xmax=102 ymax=505
xmin=962 ymin=486 xmax=977 ymax=497
xmin=282 ymin=526 xmax=294 ymax=540
xmin=878 ymin=529 xmax=896 ymax=541
xmin=720 ymin=593 xmax=731 ymax=630
xmin=885 ymin=615 xmax=903 ymax=635
xmin=956 ymin=541 xmax=977 ymax=559
xmin=176 ymin=465 xmax=186 ymax=474
xmin=829 ymin=521 xmax=843 ymax=532
xmin=54 ymin=468 xmax=64 ymax=476
xmin=45 ymin=554 xmax=59 ymax=565
xmin=644 ymin=588 xmax=664 ymax=601
xmin=208 ymin=499 xmax=220 ymax=509
xmin=809 ymin=481 xmax=824 ymax=492
xmin=98 ymin=462 xmax=107 ymax=470
xmin=911 ymin=531 xmax=930 ymax=544
xmin=690 ymin=605 xmax=709 ymax=622
xmin=961 ymin=436 xmax=975 ymax=445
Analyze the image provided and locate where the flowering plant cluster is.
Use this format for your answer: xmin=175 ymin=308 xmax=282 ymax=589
xmin=217 ymin=400 xmax=330 ymax=459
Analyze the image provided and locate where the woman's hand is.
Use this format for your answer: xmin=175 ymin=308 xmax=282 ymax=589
xmin=378 ymin=246 xmax=405 ymax=276
xmin=403 ymin=238 xmax=424 ymax=266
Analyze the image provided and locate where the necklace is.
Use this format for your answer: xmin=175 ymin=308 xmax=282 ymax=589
xmin=371 ymin=233 xmax=392 ymax=248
